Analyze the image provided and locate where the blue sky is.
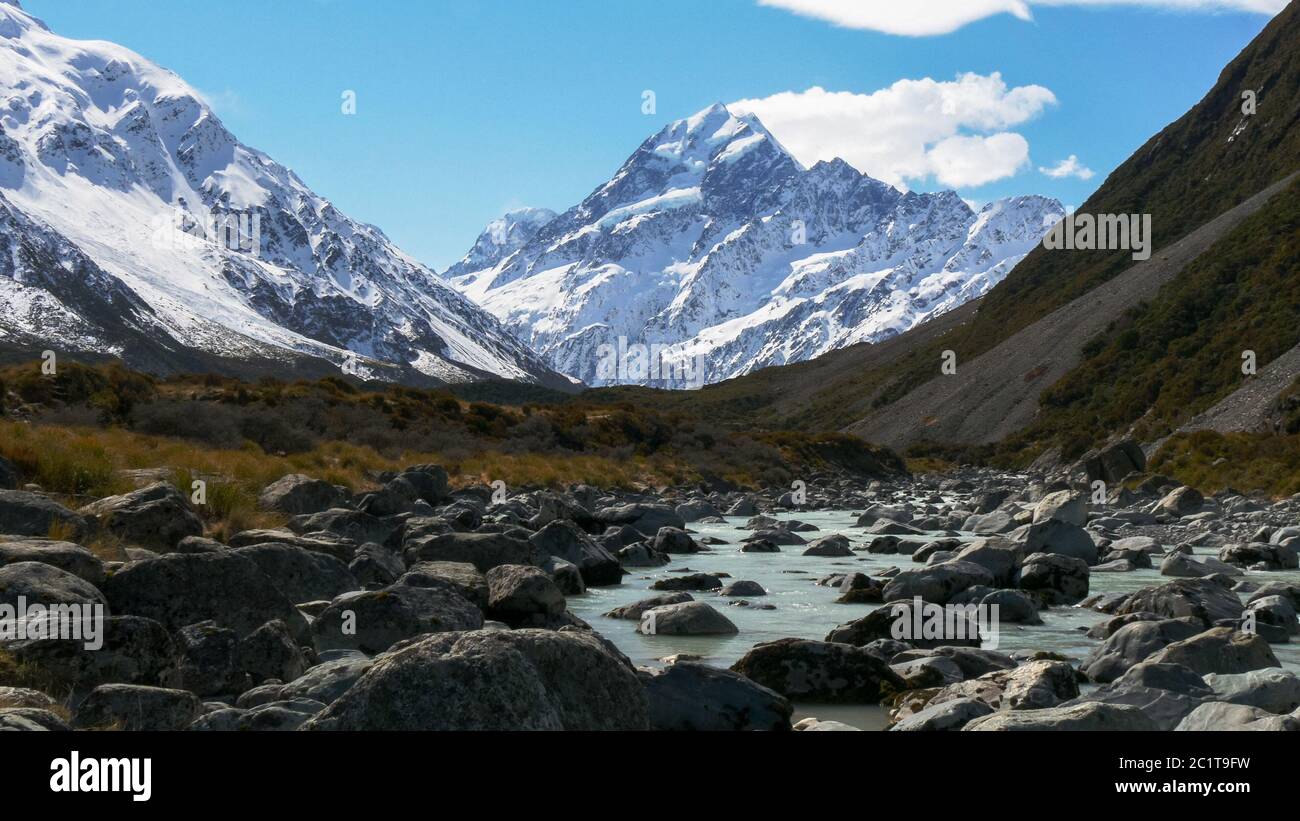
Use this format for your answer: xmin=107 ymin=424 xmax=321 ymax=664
xmin=24 ymin=0 xmax=1278 ymax=270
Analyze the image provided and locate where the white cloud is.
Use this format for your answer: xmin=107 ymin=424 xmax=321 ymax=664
xmin=757 ymin=0 xmax=1287 ymax=36
xmin=729 ymin=73 xmax=1055 ymax=189
xmin=929 ymin=133 xmax=1031 ymax=187
xmin=1039 ymin=154 xmax=1096 ymax=179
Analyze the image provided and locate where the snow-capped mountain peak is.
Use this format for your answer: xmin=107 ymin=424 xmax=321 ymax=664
xmin=0 ymin=3 xmax=567 ymax=387
xmin=450 ymin=102 xmax=1064 ymax=388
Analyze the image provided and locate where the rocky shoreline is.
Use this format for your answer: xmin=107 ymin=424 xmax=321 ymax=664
xmin=1 ymin=453 xmax=1298 ymax=731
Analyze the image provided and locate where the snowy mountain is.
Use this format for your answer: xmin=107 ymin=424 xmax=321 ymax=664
xmin=0 ymin=1 xmax=569 ymax=388
xmin=450 ymin=102 xmax=1065 ymax=388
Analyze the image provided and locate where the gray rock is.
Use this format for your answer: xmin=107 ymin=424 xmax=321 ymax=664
xmin=398 ymin=561 xmax=488 ymax=609
xmin=529 ymin=519 xmax=622 ymax=585
xmin=257 ymin=474 xmax=346 ymax=515
xmin=638 ymin=601 xmax=737 ymax=635
xmin=2 ymin=615 xmax=175 ymax=690
xmin=105 ymin=552 xmax=308 ymax=639
xmin=0 ymin=489 xmax=88 ymax=539
xmin=1023 ymin=519 xmax=1098 ymax=565
xmin=403 ymin=531 xmax=533 ymax=573
xmin=75 ymin=684 xmax=202 ymax=731
xmin=718 ymin=579 xmax=766 ymax=597
xmin=1175 ymin=702 xmax=1300 ymax=731
xmin=312 ymin=582 xmax=484 ymax=654
xmin=485 ymin=564 xmax=566 ymax=627
xmin=730 ymin=638 xmax=905 ymax=703
xmin=0 ymin=707 xmax=71 ymax=731
xmin=0 ymin=561 xmax=106 ymax=609
xmin=616 ymin=542 xmax=671 ymax=566
xmin=303 ymin=629 xmax=650 ymax=730
xmin=890 ymin=697 xmax=994 ymax=731
xmin=604 ymin=592 xmax=694 ymax=620
xmin=1116 ymin=578 xmax=1245 ymax=628
xmin=1155 ymin=485 xmax=1204 ymax=517
xmin=1082 ymin=617 xmax=1205 ymax=683
xmin=1018 ymin=552 xmax=1090 ymax=605
xmin=78 ymin=482 xmax=202 ymax=551
xmin=964 ymin=701 xmax=1159 ymax=731
xmin=650 ymin=572 xmax=723 ymax=592
xmin=642 ymin=661 xmax=791 ymax=731
xmin=1146 ymin=627 xmax=1280 ymax=676
xmin=348 ymin=542 xmax=406 ymax=589
xmin=802 ymin=534 xmax=853 ymax=557
xmin=0 ymin=538 xmax=104 ymax=585
xmin=231 ymin=543 xmax=357 ymax=604
xmin=595 ymin=504 xmax=685 ymax=537
xmin=881 ymin=560 xmax=995 ymax=605
xmin=1204 ymin=669 xmax=1300 ymax=713
xmin=1032 ymin=490 xmax=1087 ymax=527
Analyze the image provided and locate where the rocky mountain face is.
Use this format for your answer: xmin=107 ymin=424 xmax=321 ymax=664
xmin=0 ymin=2 xmax=569 ymax=388
xmin=449 ymin=102 xmax=1063 ymax=388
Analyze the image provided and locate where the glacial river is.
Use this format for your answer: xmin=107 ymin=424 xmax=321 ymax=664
xmin=565 ymin=510 xmax=1300 ymax=729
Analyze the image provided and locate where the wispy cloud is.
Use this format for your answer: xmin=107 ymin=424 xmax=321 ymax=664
xmin=730 ymin=73 xmax=1056 ymax=188
xmin=757 ymin=0 xmax=1287 ymax=37
xmin=1039 ymin=154 xmax=1096 ymax=179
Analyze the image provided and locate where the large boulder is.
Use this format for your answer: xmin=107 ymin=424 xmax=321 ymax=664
xmin=1204 ymin=669 xmax=1300 ymax=714
xmin=0 ymin=538 xmax=104 ymax=585
xmin=802 ymin=534 xmax=853 ymax=557
xmin=642 ymin=662 xmax=792 ymax=731
xmin=231 ymin=543 xmax=357 ymax=604
xmin=398 ymin=561 xmax=488 ymax=609
xmin=403 ymin=531 xmax=534 ymax=573
xmin=78 ymin=482 xmax=202 ymax=551
xmin=1 ymin=615 xmax=175 ymax=690
xmin=0 ymin=561 xmax=106 ymax=609
xmin=946 ymin=538 xmax=1023 ymax=587
xmin=304 ymin=629 xmax=650 ymax=730
xmin=1146 ymin=627 xmax=1281 ymax=676
xmin=1175 ymin=702 xmax=1300 ymax=731
xmin=528 ymin=520 xmax=622 ymax=586
xmin=104 ymin=552 xmax=307 ymax=639
xmin=964 ymin=702 xmax=1160 ymax=731
xmin=594 ymin=504 xmax=685 ymax=538
xmin=288 ymin=509 xmax=397 ymax=548
xmin=881 ymin=561 xmax=994 ymax=605
xmin=731 ymin=639 xmax=905 ymax=703
xmin=1022 ymin=519 xmax=1097 ymax=565
xmin=1155 ymin=486 xmax=1204 ymax=517
xmin=0 ymin=490 xmax=88 ymax=539
xmin=485 ymin=564 xmax=566 ymax=627
xmin=74 ymin=684 xmax=202 ymax=731
xmin=1018 ymin=552 xmax=1089 ymax=605
xmin=1081 ymin=617 xmax=1204 ymax=682
xmin=312 ymin=582 xmax=484 ymax=654
xmin=603 ymin=592 xmax=693 ymax=620
xmin=890 ymin=697 xmax=995 ymax=732
xmin=1032 ymin=490 xmax=1087 ymax=527
xmin=1116 ymin=578 xmax=1244 ymax=628
xmin=638 ymin=601 xmax=737 ymax=635
xmin=1083 ymin=439 xmax=1146 ymax=484
xmin=825 ymin=602 xmax=983 ymax=649
xmin=257 ymin=474 xmax=346 ymax=515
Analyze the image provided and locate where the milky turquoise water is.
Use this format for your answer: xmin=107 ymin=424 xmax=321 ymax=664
xmin=565 ymin=510 xmax=1300 ymax=729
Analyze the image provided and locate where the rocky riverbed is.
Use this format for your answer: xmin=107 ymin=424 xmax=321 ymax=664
xmin=1 ymin=456 xmax=1299 ymax=731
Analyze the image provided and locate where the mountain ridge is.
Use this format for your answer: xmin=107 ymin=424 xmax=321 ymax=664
xmin=449 ymin=101 xmax=1063 ymax=388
